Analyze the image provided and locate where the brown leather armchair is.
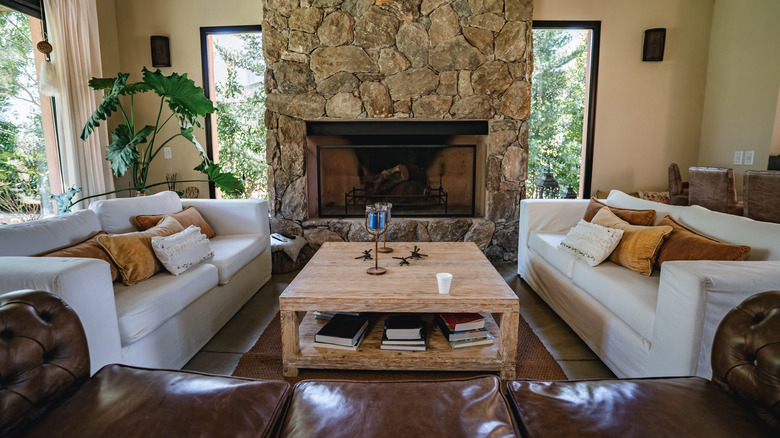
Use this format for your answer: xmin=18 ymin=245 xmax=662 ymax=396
xmin=0 ymin=290 xmax=290 ymax=438
xmin=668 ymin=163 xmax=689 ymax=205
xmin=743 ymin=170 xmax=780 ymax=223
xmin=506 ymin=290 xmax=780 ymax=437
xmin=688 ymin=166 xmax=744 ymax=215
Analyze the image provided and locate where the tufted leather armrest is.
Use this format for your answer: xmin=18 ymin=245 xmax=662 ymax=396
xmin=711 ymin=290 xmax=780 ymax=430
xmin=0 ymin=290 xmax=90 ymax=436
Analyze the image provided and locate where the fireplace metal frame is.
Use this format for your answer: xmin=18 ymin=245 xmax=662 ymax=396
xmin=316 ymin=144 xmax=477 ymax=218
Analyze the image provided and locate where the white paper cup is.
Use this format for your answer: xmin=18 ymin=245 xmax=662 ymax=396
xmin=437 ymin=273 xmax=453 ymax=294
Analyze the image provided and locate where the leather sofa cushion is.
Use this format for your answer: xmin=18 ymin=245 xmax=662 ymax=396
xmin=506 ymin=377 xmax=777 ymax=437
xmin=209 ymin=234 xmax=268 ymax=285
xmin=40 ymin=231 xmax=119 ymax=281
xmin=114 ymin=262 xmax=218 ymax=345
xmin=582 ymin=198 xmax=656 ymax=225
xmin=279 ymin=376 xmax=519 ymax=438
xmin=656 ymin=215 xmax=750 ymax=266
xmin=24 ymin=364 xmax=290 ymax=438
xmin=97 ymin=216 xmax=184 ymax=285
xmin=90 ymin=190 xmax=182 ymax=234
xmin=132 ymin=206 xmax=216 ymax=238
xmin=592 ymin=208 xmax=672 ymax=276
xmin=0 ymin=210 xmax=101 ymax=257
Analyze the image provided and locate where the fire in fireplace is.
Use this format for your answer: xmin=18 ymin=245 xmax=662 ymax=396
xmin=317 ymin=144 xmax=476 ymax=217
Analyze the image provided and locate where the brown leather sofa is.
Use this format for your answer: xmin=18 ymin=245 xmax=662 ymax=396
xmin=506 ymin=290 xmax=780 ymax=437
xmin=4 ymin=290 xmax=779 ymax=438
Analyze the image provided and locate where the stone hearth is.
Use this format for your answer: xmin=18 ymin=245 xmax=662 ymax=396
xmin=263 ymin=0 xmax=533 ymax=262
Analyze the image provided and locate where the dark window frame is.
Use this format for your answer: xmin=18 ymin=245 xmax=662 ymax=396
xmin=532 ymin=20 xmax=601 ymax=198
xmin=199 ymin=24 xmax=262 ymax=198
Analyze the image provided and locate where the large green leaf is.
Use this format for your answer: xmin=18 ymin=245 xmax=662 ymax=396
xmin=142 ymin=67 xmax=215 ymax=123
xmin=105 ymin=124 xmax=154 ymax=177
xmin=89 ymin=77 xmax=152 ymax=95
xmin=195 ymin=161 xmax=245 ymax=196
xmin=81 ymin=73 xmax=129 ymax=140
xmin=180 ymin=126 xmax=207 ymax=157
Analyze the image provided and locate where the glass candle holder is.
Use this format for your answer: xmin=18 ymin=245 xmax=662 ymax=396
xmin=376 ymin=202 xmax=393 ymax=253
xmin=364 ymin=204 xmax=388 ymax=275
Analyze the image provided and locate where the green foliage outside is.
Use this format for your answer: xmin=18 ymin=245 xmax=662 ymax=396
xmin=212 ymin=34 xmax=267 ymax=199
xmin=0 ymin=10 xmax=48 ymax=213
xmin=527 ymin=29 xmax=588 ymax=198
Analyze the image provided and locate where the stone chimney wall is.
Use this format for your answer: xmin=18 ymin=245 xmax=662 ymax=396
xmin=263 ymin=0 xmax=533 ymax=262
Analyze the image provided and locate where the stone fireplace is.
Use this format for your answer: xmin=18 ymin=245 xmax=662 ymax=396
xmin=263 ymin=0 xmax=533 ymax=261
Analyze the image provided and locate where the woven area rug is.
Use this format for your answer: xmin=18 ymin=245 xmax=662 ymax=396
xmin=232 ymin=313 xmax=567 ymax=384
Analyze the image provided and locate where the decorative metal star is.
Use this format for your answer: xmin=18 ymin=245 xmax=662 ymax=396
xmin=355 ymin=249 xmax=373 ymax=261
xmin=410 ymin=245 xmax=428 ymax=259
xmin=392 ymin=256 xmax=411 ymax=266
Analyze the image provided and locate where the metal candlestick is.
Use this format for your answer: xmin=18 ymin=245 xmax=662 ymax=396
xmin=364 ymin=204 xmax=388 ymax=275
xmin=376 ymin=202 xmax=393 ymax=253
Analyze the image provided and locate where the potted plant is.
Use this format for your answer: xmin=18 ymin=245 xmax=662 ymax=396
xmin=71 ymin=67 xmax=243 ymax=208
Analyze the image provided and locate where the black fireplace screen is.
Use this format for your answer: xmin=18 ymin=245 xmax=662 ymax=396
xmin=317 ymin=144 xmax=476 ymax=217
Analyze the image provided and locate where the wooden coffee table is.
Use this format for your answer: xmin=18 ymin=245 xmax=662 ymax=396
xmin=279 ymin=242 xmax=520 ymax=379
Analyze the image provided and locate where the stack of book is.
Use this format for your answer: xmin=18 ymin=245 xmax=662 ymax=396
xmin=435 ymin=313 xmax=494 ymax=349
xmin=313 ymin=314 xmax=371 ymax=350
xmin=380 ymin=314 xmax=426 ymax=351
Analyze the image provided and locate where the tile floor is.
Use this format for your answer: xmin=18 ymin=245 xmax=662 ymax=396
xmin=183 ymin=263 xmax=615 ymax=380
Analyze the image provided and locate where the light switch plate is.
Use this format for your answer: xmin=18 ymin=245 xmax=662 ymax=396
xmin=163 ymin=147 xmax=172 ymax=159
xmin=733 ymin=150 xmax=743 ymax=165
xmin=744 ymin=150 xmax=754 ymax=166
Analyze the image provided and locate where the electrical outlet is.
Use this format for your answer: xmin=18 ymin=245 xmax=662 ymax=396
xmin=744 ymin=150 xmax=754 ymax=166
xmin=163 ymin=147 xmax=172 ymax=159
xmin=733 ymin=150 xmax=743 ymax=165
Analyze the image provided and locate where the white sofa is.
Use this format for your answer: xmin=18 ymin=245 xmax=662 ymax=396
xmin=518 ymin=190 xmax=780 ymax=379
xmin=0 ymin=191 xmax=272 ymax=374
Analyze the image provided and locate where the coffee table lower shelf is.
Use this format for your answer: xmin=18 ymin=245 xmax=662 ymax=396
xmin=282 ymin=312 xmax=516 ymax=378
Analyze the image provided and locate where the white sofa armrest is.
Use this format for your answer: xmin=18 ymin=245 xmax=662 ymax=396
xmin=0 ymin=257 xmax=123 ymax=374
xmin=649 ymin=260 xmax=780 ymax=378
xmin=182 ymin=199 xmax=270 ymax=236
xmin=518 ymin=199 xmax=590 ymax=248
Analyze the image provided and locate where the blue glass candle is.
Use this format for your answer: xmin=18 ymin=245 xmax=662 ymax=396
xmin=368 ymin=211 xmax=379 ymax=230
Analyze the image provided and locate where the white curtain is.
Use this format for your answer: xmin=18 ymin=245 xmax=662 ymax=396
xmin=44 ymin=0 xmax=114 ymax=209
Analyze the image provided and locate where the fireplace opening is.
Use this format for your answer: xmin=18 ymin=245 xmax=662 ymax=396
xmin=317 ymin=144 xmax=476 ymax=217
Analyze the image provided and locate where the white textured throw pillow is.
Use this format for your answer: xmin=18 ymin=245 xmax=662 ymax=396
xmin=151 ymin=225 xmax=214 ymax=275
xmin=560 ymin=220 xmax=624 ymax=267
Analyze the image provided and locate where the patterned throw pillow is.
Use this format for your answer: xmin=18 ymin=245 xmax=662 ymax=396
xmin=638 ymin=190 xmax=671 ymax=205
xmin=560 ymin=220 xmax=625 ymax=267
xmin=151 ymin=226 xmax=214 ymax=276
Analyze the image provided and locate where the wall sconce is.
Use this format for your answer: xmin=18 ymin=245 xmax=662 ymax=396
xmin=642 ymin=28 xmax=666 ymax=62
xmin=150 ymin=36 xmax=171 ymax=67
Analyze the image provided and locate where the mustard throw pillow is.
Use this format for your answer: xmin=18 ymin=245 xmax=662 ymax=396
xmin=131 ymin=206 xmax=216 ymax=238
xmin=97 ymin=216 xmax=184 ymax=285
xmin=582 ymin=198 xmax=656 ymax=226
xmin=39 ymin=231 xmax=119 ymax=282
xmin=655 ymin=215 xmax=750 ymax=267
xmin=592 ymin=207 xmax=672 ymax=276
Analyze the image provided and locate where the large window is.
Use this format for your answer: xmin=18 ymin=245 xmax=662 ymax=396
xmin=528 ymin=21 xmax=600 ymax=198
xmin=200 ymin=25 xmax=266 ymax=199
xmin=0 ymin=4 xmax=59 ymax=222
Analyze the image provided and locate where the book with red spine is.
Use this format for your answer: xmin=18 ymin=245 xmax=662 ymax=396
xmin=439 ymin=313 xmax=485 ymax=332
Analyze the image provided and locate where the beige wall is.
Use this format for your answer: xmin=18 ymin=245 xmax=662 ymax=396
xmin=96 ymin=0 xmax=261 ymax=196
xmin=698 ymin=0 xmax=780 ymax=191
xmin=534 ymin=0 xmax=714 ymax=194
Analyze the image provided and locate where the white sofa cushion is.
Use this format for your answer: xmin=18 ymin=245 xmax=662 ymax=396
xmin=561 ymin=220 xmax=624 ymax=266
xmin=678 ymin=205 xmax=780 ymax=261
xmin=114 ymin=262 xmax=219 ymax=345
xmin=90 ymin=191 xmax=182 ymax=234
xmin=0 ymin=210 xmax=101 ymax=256
xmin=529 ymin=232 xmax=577 ymax=278
xmin=152 ymin=226 xmax=214 ymax=275
xmin=570 ymin=260 xmax=660 ymax=341
xmin=209 ymin=234 xmax=268 ymax=285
